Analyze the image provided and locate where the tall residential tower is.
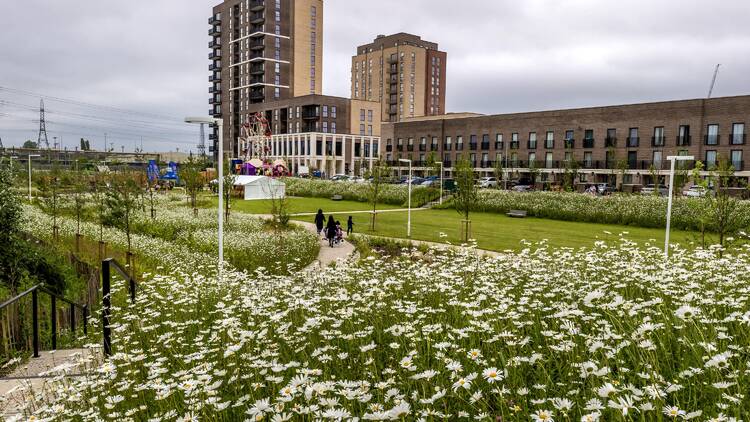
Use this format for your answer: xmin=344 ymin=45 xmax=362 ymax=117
xmin=208 ymin=0 xmax=324 ymax=156
xmin=351 ymin=33 xmax=447 ymax=123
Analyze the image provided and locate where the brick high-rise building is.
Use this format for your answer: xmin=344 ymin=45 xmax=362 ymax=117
xmin=351 ymin=33 xmax=447 ymax=123
xmin=208 ymin=0 xmax=324 ymax=156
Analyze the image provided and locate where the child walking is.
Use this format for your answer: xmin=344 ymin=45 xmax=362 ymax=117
xmin=347 ymin=216 xmax=354 ymax=236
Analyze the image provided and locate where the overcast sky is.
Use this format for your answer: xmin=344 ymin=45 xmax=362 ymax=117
xmin=1 ymin=0 xmax=748 ymax=153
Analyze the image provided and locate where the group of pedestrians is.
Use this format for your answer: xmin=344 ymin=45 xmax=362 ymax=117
xmin=315 ymin=209 xmax=354 ymax=248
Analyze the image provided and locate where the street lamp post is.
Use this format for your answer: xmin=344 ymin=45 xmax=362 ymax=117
xmin=185 ymin=117 xmax=225 ymax=279
xmin=399 ymin=158 xmax=412 ymax=237
xmin=28 ymin=154 xmax=41 ymax=202
xmin=665 ymin=155 xmax=694 ymax=258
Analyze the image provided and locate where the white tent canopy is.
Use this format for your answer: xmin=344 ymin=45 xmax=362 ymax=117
xmin=233 ymin=176 xmax=286 ymax=201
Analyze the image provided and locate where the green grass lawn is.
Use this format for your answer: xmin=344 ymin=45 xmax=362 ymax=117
xmin=296 ymin=209 xmax=696 ymax=252
xmin=212 ymin=195 xmax=697 ymax=252
xmin=201 ymin=196 xmax=400 ymax=215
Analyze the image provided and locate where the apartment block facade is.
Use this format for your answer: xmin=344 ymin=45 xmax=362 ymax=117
xmin=351 ymin=33 xmax=447 ymax=123
xmin=243 ymin=95 xmax=382 ymax=176
xmin=208 ymin=0 xmax=323 ymax=156
xmin=382 ymin=95 xmax=750 ymax=185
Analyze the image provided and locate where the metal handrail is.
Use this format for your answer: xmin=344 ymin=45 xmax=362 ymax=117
xmin=0 ymin=283 xmax=88 ymax=358
xmin=101 ymin=258 xmax=137 ymax=357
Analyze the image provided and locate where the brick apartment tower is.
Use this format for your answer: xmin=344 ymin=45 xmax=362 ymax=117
xmin=351 ymin=33 xmax=447 ymax=123
xmin=208 ymin=0 xmax=324 ymax=156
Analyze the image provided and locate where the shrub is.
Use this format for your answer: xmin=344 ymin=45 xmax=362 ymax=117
xmin=284 ymin=178 xmax=440 ymax=208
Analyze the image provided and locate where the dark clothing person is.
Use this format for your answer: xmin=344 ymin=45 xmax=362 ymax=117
xmin=347 ymin=216 xmax=354 ymax=235
xmin=315 ymin=209 xmax=325 ymax=235
xmin=326 ymin=216 xmax=337 ymax=247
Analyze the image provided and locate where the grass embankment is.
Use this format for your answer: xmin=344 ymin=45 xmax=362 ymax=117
xmin=200 ymin=195 xmax=400 ymax=215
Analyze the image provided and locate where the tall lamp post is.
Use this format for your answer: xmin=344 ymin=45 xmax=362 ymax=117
xmin=399 ymin=158 xmax=412 ymax=237
xmin=185 ymin=117 xmax=225 ymax=279
xmin=665 ymin=155 xmax=694 ymax=258
xmin=28 ymin=154 xmax=41 ymax=201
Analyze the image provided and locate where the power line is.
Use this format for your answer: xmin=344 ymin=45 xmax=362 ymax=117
xmin=0 ymin=85 xmax=186 ymax=121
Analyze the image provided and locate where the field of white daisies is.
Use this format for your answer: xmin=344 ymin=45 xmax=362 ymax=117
xmin=13 ymin=197 xmax=750 ymax=422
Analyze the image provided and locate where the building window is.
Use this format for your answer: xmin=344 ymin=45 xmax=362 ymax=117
xmin=653 ymin=150 xmax=663 ymax=168
xmin=545 ymin=131 xmax=554 ymax=149
xmin=545 ymin=152 xmax=553 ymax=168
xmin=583 ymin=130 xmax=594 ymax=149
xmin=528 ymin=152 xmax=536 ymax=166
xmin=706 ymin=124 xmax=719 ymax=145
xmin=456 ymin=136 xmax=464 ymax=150
xmin=367 ymin=110 xmax=373 ymax=122
xmin=360 ymin=109 xmax=366 ymax=121
xmin=331 ymin=106 xmax=337 ymax=118
xmin=731 ymin=123 xmax=745 ymax=145
xmin=731 ymin=150 xmax=743 ymax=170
xmin=360 ymin=124 xmax=365 ymax=135
xmin=653 ymin=127 xmax=665 ymax=147
xmin=511 ymin=133 xmax=519 ymax=149
xmin=678 ymin=125 xmax=691 ymax=146
xmin=495 ymin=133 xmax=503 ymax=150
xmin=583 ymin=152 xmax=593 ymax=167
xmin=627 ymin=128 xmax=639 ymax=147
xmin=331 ymin=122 xmax=336 ymax=134
xmin=322 ymin=105 xmax=328 ymax=118
xmin=706 ymin=150 xmax=717 ymax=169
xmin=367 ymin=125 xmax=373 ymax=136
xmin=322 ymin=121 xmax=328 ymax=133
xmin=528 ymin=132 xmax=537 ymax=149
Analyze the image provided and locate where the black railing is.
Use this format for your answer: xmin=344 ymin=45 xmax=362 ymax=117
xmin=527 ymin=141 xmax=537 ymax=150
xmin=0 ymin=284 xmax=88 ymax=358
xmin=443 ymin=144 xmax=452 ymax=151
xmin=651 ymin=136 xmax=666 ymax=147
xmin=407 ymin=145 xmax=414 ymax=151
xmin=564 ymin=139 xmax=574 ymax=149
xmin=419 ymin=144 xmax=426 ymax=151
xmin=495 ymin=142 xmax=504 ymax=150
xmin=627 ymin=137 xmax=639 ymax=148
xmin=456 ymin=144 xmax=464 ymax=151
xmin=676 ymin=135 xmax=691 ymax=146
xmin=583 ymin=139 xmax=595 ymax=149
xmin=730 ymin=133 xmax=746 ymax=145
xmin=732 ymin=161 xmax=745 ymax=171
xmin=605 ymin=137 xmax=617 ymax=148
xmin=443 ymin=160 xmax=452 ymax=167
xmin=705 ymin=135 xmax=720 ymax=145
xmin=481 ymin=142 xmax=490 ymax=150
xmin=510 ymin=141 xmax=519 ymax=149
xmin=545 ymin=141 xmax=555 ymax=149
xmin=385 ymin=145 xmax=393 ymax=152
xmin=101 ymin=258 xmax=137 ymax=357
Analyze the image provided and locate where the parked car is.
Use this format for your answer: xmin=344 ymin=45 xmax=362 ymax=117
xmin=512 ymin=184 xmax=533 ymax=193
xmin=421 ymin=179 xmax=440 ymax=187
xmin=683 ymin=185 xmax=709 ymax=197
xmin=478 ymin=177 xmax=499 ymax=189
xmin=331 ymin=174 xmax=349 ymax=181
xmin=641 ymin=184 xmax=669 ymax=196
xmin=349 ymin=176 xmax=366 ymax=184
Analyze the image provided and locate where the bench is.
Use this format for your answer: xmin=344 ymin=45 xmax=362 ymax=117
xmin=506 ymin=209 xmax=527 ymax=218
xmin=331 ymin=195 xmax=343 ymax=201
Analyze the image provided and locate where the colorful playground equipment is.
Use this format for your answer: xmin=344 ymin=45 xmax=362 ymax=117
xmin=236 ymin=112 xmax=288 ymax=177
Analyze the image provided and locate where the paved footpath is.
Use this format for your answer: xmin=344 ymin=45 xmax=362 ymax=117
xmin=0 ymin=348 xmax=101 ymax=418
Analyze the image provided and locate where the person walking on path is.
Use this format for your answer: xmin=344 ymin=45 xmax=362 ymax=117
xmin=315 ymin=209 xmax=325 ymax=237
xmin=347 ymin=216 xmax=354 ymax=236
xmin=326 ymin=215 xmax=337 ymax=247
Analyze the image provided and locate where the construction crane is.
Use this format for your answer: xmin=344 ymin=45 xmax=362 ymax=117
xmin=707 ymin=64 xmax=721 ymax=99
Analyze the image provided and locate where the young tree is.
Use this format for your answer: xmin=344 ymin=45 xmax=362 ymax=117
xmin=0 ymin=163 xmax=24 ymax=294
xmin=425 ymin=152 xmax=440 ymax=178
xmin=105 ymin=171 xmax=141 ymax=262
xmin=267 ymin=180 xmax=290 ymax=231
xmin=562 ymin=154 xmax=580 ymax=192
xmin=182 ymin=156 xmax=204 ymax=216
xmin=528 ymin=160 xmax=541 ymax=188
xmin=222 ymin=159 xmax=236 ymax=220
xmin=36 ymin=167 xmax=63 ymax=240
xmin=453 ymin=157 xmax=478 ymax=242
xmin=711 ymin=158 xmax=749 ymax=250
xmin=616 ymin=158 xmax=629 ymax=191
xmin=493 ymin=159 xmax=504 ymax=190
xmin=365 ymin=158 xmax=391 ymax=231
xmin=71 ymin=175 xmax=88 ymax=252
xmin=648 ymin=164 xmax=660 ymax=196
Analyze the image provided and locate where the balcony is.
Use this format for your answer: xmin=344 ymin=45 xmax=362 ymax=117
xmin=208 ymin=97 xmax=220 ymax=105
xmin=676 ymin=135 xmax=691 ymax=146
xmin=419 ymin=144 xmax=426 ymax=152
xmin=385 ymin=145 xmax=393 ymax=152
xmin=605 ymin=137 xmax=617 ymax=148
xmin=407 ymin=145 xmax=414 ymax=152
xmin=208 ymin=86 xmax=221 ymax=94
xmin=564 ymin=139 xmax=574 ymax=149
xmin=250 ymin=64 xmax=265 ymax=75
xmin=527 ymin=141 xmax=537 ymax=150
xmin=301 ymin=112 xmax=320 ymax=120
xmin=626 ymin=137 xmax=639 ymax=148
xmin=249 ymin=39 xmax=265 ymax=50
xmin=545 ymin=141 xmax=554 ymax=149
xmin=249 ymin=0 xmax=265 ymax=11
xmin=208 ymin=51 xmax=220 ymax=60
xmin=208 ymin=74 xmax=220 ymax=82
xmin=431 ymin=143 xmax=439 ymax=151
xmin=209 ymin=109 xmax=221 ymax=117
xmin=455 ymin=143 xmax=464 ymax=151
xmin=469 ymin=142 xmax=478 ymax=151
xmin=443 ymin=144 xmax=452 ymax=151
xmin=250 ymin=13 xmax=265 ymax=25
xmin=209 ymin=63 xmax=221 ymax=71
xmin=495 ymin=142 xmax=504 ymax=150
xmin=583 ymin=139 xmax=595 ymax=149
xmin=208 ymin=16 xmax=221 ymax=25
xmin=510 ymin=141 xmax=519 ymax=149
xmin=249 ymin=90 xmax=265 ymax=101
xmin=481 ymin=142 xmax=490 ymax=150
xmin=208 ymin=40 xmax=221 ymax=49
xmin=705 ymin=135 xmax=720 ymax=145
xmin=397 ymin=145 xmax=403 ymax=152
xmin=651 ymin=136 xmax=666 ymax=147
xmin=730 ymin=133 xmax=746 ymax=145
xmin=209 ymin=27 xmax=220 ymax=36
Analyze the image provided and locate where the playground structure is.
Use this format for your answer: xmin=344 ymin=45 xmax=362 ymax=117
xmin=237 ymin=112 xmax=288 ymax=177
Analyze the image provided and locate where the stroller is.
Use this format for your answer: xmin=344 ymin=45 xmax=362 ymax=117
xmin=333 ymin=222 xmax=344 ymax=246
